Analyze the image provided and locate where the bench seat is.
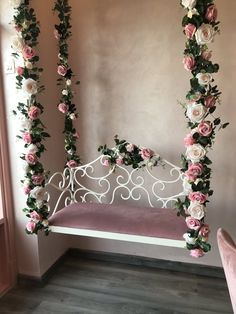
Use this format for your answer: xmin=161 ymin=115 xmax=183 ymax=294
xmin=49 ymin=203 xmax=186 ymax=248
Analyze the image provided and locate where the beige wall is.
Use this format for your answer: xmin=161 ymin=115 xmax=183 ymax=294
xmin=0 ymin=0 xmax=236 ymax=275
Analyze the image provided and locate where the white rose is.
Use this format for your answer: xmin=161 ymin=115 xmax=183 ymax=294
xmin=42 ymin=220 xmax=49 ymax=227
xmin=186 ymin=103 xmax=206 ymax=123
xmin=62 ymin=89 xmax=68 ymax=96
xmin=11 ymin=36 xmax=24 ymax=52
xmin=183 ymin=233 xmax=197 ymax=244
xmin=70 ymin=113 xmax=76 ymax=120
xmin=195 ymin=24 xmax=214 ymax=45
xmin=25 ymin=61 xmax=33 ymax=69
xmin=22 ymin=161 xmax=30 ymax=173
xmin=187 ymin=202 xmax=205 ymax=220
xmin=20 ymin=117 xmax=32 ymax=130
xmin=22 ymin=78 xmax=38 ymax=95
xmin=196 ymin=72 xmax=213 ymax=86
xmin=30 ymin=186 xmax=45 ymax=200
xmin=183 ymin=177 xmax=192 ymax=195
xmin=10 ymin=0 xmax=23 ymax=7
xmin=181 ymin=0 xmax=196 ymax=9
xmin=186 ymin=144 xmax=206 ymax=163
xmin=23 ymin=179 xmax=31 ymax=187
xmin=27 ymin=144 xmax=38 ymax=154
xmin=36 ymin=199 xmax=44 ymax=208
xmin=66 ymin=79 xmax=71 ymax=86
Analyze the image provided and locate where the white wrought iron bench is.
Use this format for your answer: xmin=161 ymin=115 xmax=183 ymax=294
xmin=46 ymin=155 xmax=187 ymax=248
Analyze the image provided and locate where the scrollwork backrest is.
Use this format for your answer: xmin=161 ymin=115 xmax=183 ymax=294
xmin=46 ymin=155 xmax=185 ymax=216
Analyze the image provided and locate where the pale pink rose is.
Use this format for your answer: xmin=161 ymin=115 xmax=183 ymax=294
xmin=30 ymin=211 xmax=41 ymax=222
xmin=16 ymin=66 xmax=24 ymax=75
xmin=58 ymin=103 xmax=68 ymax=114
xmin=204 ymin=95 xmax=216 ymax=108
xmin=28 ymin=106 xmax=40 ymax=120
xmin=23 ymin=186 xmax=31 ymax=195
xmin=126 ymin=143 xmax=135 ymax=152
xmin=23 ymin=132 xmax=32 ymax=144
xmin=25 ymin=153 xmax=37 ymax=165
xmin=197 ymin=121 xmax=213 ymax=137
xmin=26 ymin=221 xmax=36 ymax=233
xmin=188 ymin=191 xmax=207 ymax=203
xmin=186 ymin=216 xmax=201 ymax=230
xmin=103 ymin=159 xmax=110 ymax=166
xmin=116 ymin=158 xmax=123 ymax=166
xmin=66 ymin=160 xmax=78 ymax=168
xmin=32 ymin=174 xmax=44 ymax=185
xmin=140 ymin=148 xmax=154 ymax=160
xmin=202 ymin=50 xmax=212 ymax=61
xmin=183 ymin=55 xmax=196 ymax=71
xmin=15 ymin=25 xmax=22 ymax=32
xmin=190 ymin=248 xmax=204 ymax=258
xmin=57 ymin=65 xmax=67 ymax=76
xmin=184 ymin=133 xmax=196 ymax=147
xmin=199 ymin=224 xmax=210 ymax=237
xmin=74 ymin=132 xmax=80 ymax=139
xmin=22 ymin=45 xmax=35 ymax=60
xmin=205 ymin=5 xmax=217 ymax=22
xmin=185 ymin=163 xmax=203 ymax=181
xmin=184 ymin=23 xmax=196 ymax=39
xmin=54 ymin=29 xmax=60 ymax=39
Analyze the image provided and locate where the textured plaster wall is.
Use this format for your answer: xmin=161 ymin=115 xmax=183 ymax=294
xmin=0 ymin=0 xmax=235 ymax=276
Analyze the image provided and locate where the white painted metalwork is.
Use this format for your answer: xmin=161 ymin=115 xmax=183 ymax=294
xmin=46 ymin=154 xmax=185 ymax=216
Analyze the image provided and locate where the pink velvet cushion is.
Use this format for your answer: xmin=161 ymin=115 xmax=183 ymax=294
xmin=49 ymin=202 xmax=186 ymax=240
xmin=217 ymin=228 xmax=236 ymax=313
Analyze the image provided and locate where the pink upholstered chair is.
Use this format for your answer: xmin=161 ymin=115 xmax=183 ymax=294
xmin=217 ymin=228 xmax=236 ymax=313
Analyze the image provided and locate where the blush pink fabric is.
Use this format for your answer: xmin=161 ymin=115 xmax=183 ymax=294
xmin=49 ymin=202 xmax=186 ymax=240
xmin=217 ymin=228 xmax=236 ymax=313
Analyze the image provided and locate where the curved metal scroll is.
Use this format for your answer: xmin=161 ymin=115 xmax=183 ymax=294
xmin=46 ymin=155 xmax=185 ymax=216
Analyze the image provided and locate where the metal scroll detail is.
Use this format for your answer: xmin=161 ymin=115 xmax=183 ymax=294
xmin=46 ymin=155 xmax=185 ymax=216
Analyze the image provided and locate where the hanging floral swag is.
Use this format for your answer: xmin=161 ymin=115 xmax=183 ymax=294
xmin=98 ymin=135 xmax=164 ymax=170
xmin=175 ymin=0 xmax=229 ymax=258
xmin=53 ymin=0 xmax=81 ymax=169
xmin=11 ymin=0 xmax=50 ymax=235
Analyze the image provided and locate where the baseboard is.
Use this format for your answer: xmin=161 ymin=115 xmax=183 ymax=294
xmin=68 ymin=248 xmax=225 ymax=279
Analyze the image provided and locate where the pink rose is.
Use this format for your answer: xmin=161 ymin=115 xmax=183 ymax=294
xmin=190 ymin=248 xmax=204 ymax=258
xmin=26 ymin=221 xmax=36 ymax=233
xmin=57 ymin=65 xmax=67 ymax=76
xmin=199 ymin=224 xmax=210 ymax=237
xmin=183 ymin=55 xmax=196 ymax=71
xmin=116 ymin=158 xmax=123 ymax=166
xmin=74 ymin=132 xmax=80 ymax=139
xmin=15 ymin=26 xmax=22 ymax=32
xmin=204 ymin=95 xmax=216 ymax=108
xmin=126 ymin=143 xmax=135 ymax=152
xmin=32 ymin=174 xmax=44 ymax=185
xmin=184 ymin=24 xmax=196 ymax=39
xmin=23 ymin=132 xmax=32 ymax=144
xmin=103 ymin=159 xmax=110 ymax=166
xmin=23 ymin=186 xmax=31 ymax=195
xmin=202 ymin=50 xmax=212 ymax=61
xmin=184 ymin=133 xmax=196 ymax=147
xmin=185 ymin=163 xmax=203 ymax=181
xmin=25 ymin=153 xmax=37 ymax=165
xmin=16 ymin=66 xmax=24 ymax=75
xmin=197 ymin=121 xmax=213 ymax=137
xmin=66 ymin=160 xmax=78 ymax=168
xmin=186 ymin=217 xmax=201 ymax=230
xmin=30 ymin=211 xmax=41 ymax=222
xmin=22 ymin=46 xmax=35 ymax=60
xmin=28 ymin=106 xmax=41 ymax=120
xmin=140 ymin=148 xmax=154 ymax=160
xmin=58 ymin=103 xmax=68 ymax=114
xmin=205 ymin=5 xmax=217 ymax=22
xmin=188 ymin=191 xmax=207 ymax=203
xmin=54 ymin=29 xmax=60 ymax=39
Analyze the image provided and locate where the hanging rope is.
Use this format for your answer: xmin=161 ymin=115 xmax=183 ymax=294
xmin=53 ymin=0 xmax=81 ymax=169
xmin=11 ymin=0 xmax=50 ymax=235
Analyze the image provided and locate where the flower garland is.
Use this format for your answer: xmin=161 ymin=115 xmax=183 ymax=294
xmin=98 ymin=135 xmax=163 ymax=169
xmin=53 ymin=0 xmax=81 ymax=169
xmin=11 ymin=0 xmax=50 ymax=235
xmin=175 ymin=0 xmax=228 ymax=258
